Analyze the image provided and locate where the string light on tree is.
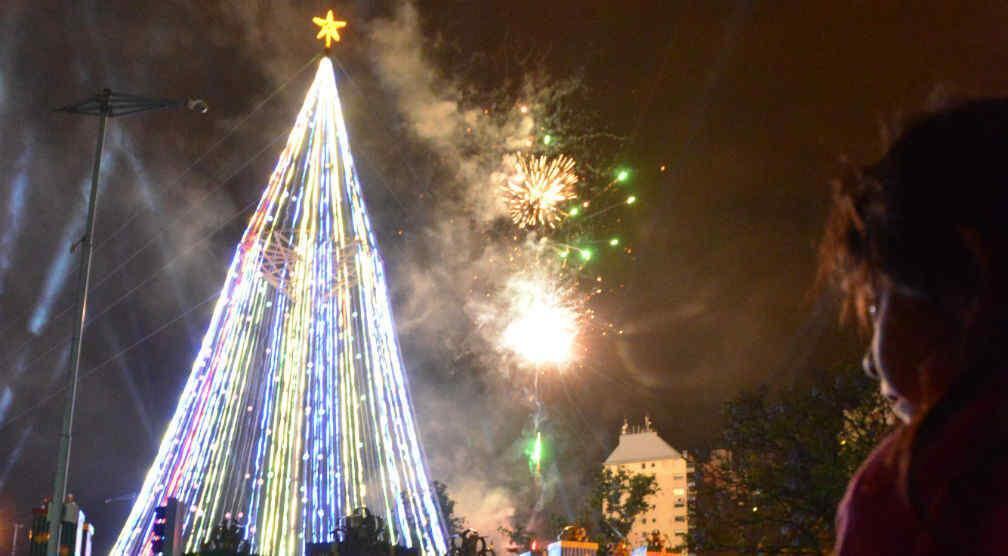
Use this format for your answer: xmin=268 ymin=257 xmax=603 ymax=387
xmin=111 ymin=14 xmax=447 ymax=556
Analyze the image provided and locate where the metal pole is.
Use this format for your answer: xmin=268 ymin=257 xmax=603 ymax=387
xmin=46 ymin=91 xmax=109 ymax=556
xmin=11 ymin=523 xmax=23 ymax=556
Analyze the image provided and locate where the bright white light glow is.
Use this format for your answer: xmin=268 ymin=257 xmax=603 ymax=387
xmin=501 ymin=275 xmax=578 ymax=367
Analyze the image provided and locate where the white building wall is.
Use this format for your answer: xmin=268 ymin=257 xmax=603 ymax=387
xmin=602 ymin=425 xmax=692 ymax=552
xmin=605 ymin=456 xmax=689 ymax=548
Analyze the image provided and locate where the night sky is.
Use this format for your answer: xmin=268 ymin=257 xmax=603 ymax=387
xmin=3 ymin=2 xmax=1008 ymax=553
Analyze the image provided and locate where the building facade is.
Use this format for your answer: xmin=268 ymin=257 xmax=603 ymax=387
xmin=603 ymin=418 xmax=692 ymax=551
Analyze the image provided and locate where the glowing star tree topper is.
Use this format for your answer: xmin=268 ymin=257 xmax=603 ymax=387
xmin=110 ymin=54 xmax=447 ymax=556
xmin=313 ymin=9 xmax=348 ymax=48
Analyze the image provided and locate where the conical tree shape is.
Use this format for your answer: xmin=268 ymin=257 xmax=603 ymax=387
xmin=113 ymin=58 xmax=448 ymax=555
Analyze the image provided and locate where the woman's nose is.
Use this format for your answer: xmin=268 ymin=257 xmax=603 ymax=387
xmin=862 ymin=350 xmax=879 ymax=380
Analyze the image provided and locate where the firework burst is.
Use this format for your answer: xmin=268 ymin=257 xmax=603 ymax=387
xmin=503 ymin=153 xmax=579 ymax=229
xmin=500 ymin=270 xmax=581 ymax=368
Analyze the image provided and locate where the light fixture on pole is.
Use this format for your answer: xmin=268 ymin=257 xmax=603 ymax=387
xmin=45 ymin=88 xmax=207 ymax=556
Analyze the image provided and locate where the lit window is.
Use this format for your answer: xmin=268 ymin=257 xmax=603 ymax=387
xmin=673 ymin=488 xmax=685 ymax=496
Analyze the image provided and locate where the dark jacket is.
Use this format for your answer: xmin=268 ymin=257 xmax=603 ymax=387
xmin=835 ymin=370 xmax=1008 ymax=554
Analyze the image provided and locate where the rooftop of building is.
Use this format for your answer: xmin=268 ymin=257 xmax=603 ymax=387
xmin=603 ymin=417 xmax=683 ymax=465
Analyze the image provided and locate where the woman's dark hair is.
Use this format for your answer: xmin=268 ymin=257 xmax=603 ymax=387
xmin=819 ymin=99 xmax=1008 ymax=540
xmin=820 ymin=98 xmax=1008 ymax=326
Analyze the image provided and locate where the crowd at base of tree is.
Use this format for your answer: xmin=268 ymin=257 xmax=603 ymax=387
xmin=178 ymin=508 xmax=423 ymax=556
xmin=686 ymin=366 xmax=892 ymax=555
xmin=192 ymin=514 xmax=498 ymax=556
xmin=185 ymin=517 xmax=258 ymax=556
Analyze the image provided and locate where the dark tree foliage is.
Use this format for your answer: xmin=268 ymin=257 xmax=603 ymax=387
xmin=498 ymin=467 xmax=656 ymax=554
xmin=434 ymin=480 xmax=467 ymax=537
xmin=583 ymin=466 xmax=659 ymax=549
xmin=497 ymin=521 xmax=535 ymax=554
xmin=450 ymin=529 xmax=497 ymax=556
xmin=687 ymin=366 xmax=892 ymax=555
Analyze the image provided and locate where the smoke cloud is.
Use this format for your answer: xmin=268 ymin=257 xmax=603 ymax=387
xmin=366 ymin=2 xmax=599 ymax=546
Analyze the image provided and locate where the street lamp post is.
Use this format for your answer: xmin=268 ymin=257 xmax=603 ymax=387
xmin=46 ymin=89 xmax=207 ymax=556
xmin=11 ymin=523 xmax=23 ymax=556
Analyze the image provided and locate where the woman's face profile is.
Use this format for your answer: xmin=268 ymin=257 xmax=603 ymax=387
xmin=866 ymin=287 xmax=956 ymax=423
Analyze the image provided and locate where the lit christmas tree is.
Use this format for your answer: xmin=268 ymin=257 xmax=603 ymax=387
xmin=112 ymin=13 xmax=448 ymax=555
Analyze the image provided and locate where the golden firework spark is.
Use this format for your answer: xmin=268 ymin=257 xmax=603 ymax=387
xmin=504 ymin=153 xmax=579 ymax=229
